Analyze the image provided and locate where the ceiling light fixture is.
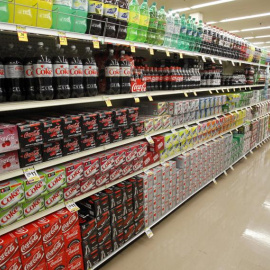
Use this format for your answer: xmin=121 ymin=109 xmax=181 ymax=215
xmin=241 ymin=26 xmax=270 ymax=32
xmin=206 ymin=21 xmax=217 ymax=24
xmin=191 ymin=0 xmax=234 ymax=9
xmin=255 ymin=35 xmax=270 ymax=39
xmin=244 ymin=37 xmax=254 ymax=39
xmin=220 ymin=12 xmax=270 ymax=22
xmin=230 ymin=30 xmax=240 ymax=33
xmin=169 ymin=7 xmax=191 ymax=13
xmin=253 ymin=42 xmax=265 ymax=44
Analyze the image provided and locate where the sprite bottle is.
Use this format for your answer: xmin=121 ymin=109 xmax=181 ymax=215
xmin=137 ymin=0 xmax=150 ymax=43
xmin=156 ymin=6 xmax=166 ymax=45
xmin=146 ymin=2 xmax=157 ymax=44
xmin=126 ymin=0 xmax=140 ymax=41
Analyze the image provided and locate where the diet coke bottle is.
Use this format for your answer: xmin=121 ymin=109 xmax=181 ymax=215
xmin=68 ymin=45 xmax=84 ymax=98
xmin=33 ymin=42 xmax=54 ymax=100
xmin=53 ymin=45 xmax=70 ymax=99
xmin=23 ymin=45 xmax=35 ymax=100
xmin=0 ymin=56 xmax=6 ymax=102
xmin=105 ymin=49 xmax=120 ymax=95
xmin=119 ymin=50 xmax=131 ymax=94
xmin=83 ymin=47 xmax=98 ymax=96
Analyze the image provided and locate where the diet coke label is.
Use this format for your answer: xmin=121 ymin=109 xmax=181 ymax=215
xmin=63 ymin=182 xmax=80 ymax=200
xmin=105 ymin=66 xmax=120 ymax=77
xmin=4 ymin=64 xmax=24 ymax=78
xmin=0 ymin=64 xmax=4 ymax=78
xmin=0 ymin=185 xmax=24 ymax=210
xmin=33 ymin=63 xmax=53 ymax=78
xmin=80 ymin=178 xmax=96 ymax=194
xmin=120 ymin=67 xmax=131 ymax=77
xmin=24 ymin=64 xmax=34 ymax=78
xmin=0 ymin=205 xmax=23 ymax=227
xmin=69 ymin=64 xmax=83 ymax=77
xmin=44 ymin=189 xmax=64 ymax=208
xmin=25 ymin=180 xmax=46 ymax=200
xmin=53 ymin=63 xmax=69 ymax=77
xmin=83 ymin=65 xmax=98 ymax=77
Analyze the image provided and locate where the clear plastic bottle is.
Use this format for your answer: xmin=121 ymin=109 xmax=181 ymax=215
xmin=156 ymin=6 xmax=166 ymax=45
xmin=146 ymin=2 xmax=157 ymax=44
xmin=163 ymin=9 xmax=174 ymax=47
xmin=180 ymin=14 xmax=187 ymax=50
xmin=23 ymin=45 xmax=35 ymax=100
xmin=171 ymin=13 xmax=180 ymax=49
xmin=137 ymin=0 xmax=149 ymax=43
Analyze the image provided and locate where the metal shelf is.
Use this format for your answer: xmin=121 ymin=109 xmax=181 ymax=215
xmin=0 ymin=22 xmax=268 ymax=68
xmin=0 ymin=85 xmax=265 ymax=113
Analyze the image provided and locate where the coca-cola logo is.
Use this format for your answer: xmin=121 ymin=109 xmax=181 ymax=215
xmin=46 ymin=240 xmax=63 ymax=261
xmin=26 ymin=181 xmax=44 ymax=199
xmin=0 ymin=68 xmax=4 ymax=76
xmin=21 ymin=232 xmax=41 ymax=254
xmin=23 ymin=130 xmax=40 ymax=138
xmin=64 ymin=185 xmax=77 ymax=199
xmin=25 ymin=67 xmax=33 ymax=77
xmin=0 ymin=134 xmax=15 ymax=143
xmin=24 ymin=198 xmax=43 ymax=215
xmin=110 ymin=168 xmax=121 ymax=181
xmin=0 ymin=206 xmax=21 ymax=225
xmin=9 ymin=264 xmax=20 ymax=270
xmin=83 ymin=66 xmax=98 ymax=76
xmin=45 ymin=190 xmax=62 ymax=208
xmin=96 ymin=175 xmax=108 ymax=186
xmin=131 ymin=82 xmax=146 ymax=92
xmin=69 ymin=261 xmax=81 ymax=270
xmin=65 ymin=141 xmax=78 ymax=148
xmin=43 ymin=222 xmax=60 ymax=242
xmin=97 ymin=134 xmax=108 ymax=141
xmin=47 ymin=174 xmax=64 ymax=190
xmin=0 ymin=242 xmax=17 ymax=266
xmin=47 ymin=126 xmax=61 ymax=133
xmin=67 ymin=166 xmax=83 ymax=182
xmin=106 ymin=67 xmax=120 ymax=76
xmin=24 ymin=150 xmax=39 ymax=159
xmin=84 ymin=119 xmax=97 ymax=127
xmin=54 ymin=66 xmax=69 ymax=76
xmin=45 ymin=145 xmax=60 ymax=153
xmin=1 ymin=187 xmax=21 ymax=207
xmin=0 ymin=155 xmax=16 ymax=166
xmin=24 ymin=250 xmax=43 ymax=270
xmin=70 ymin=66 xmax=83 ymax=76
xmin=101 ymin=157 xmax=113 ymax=171
xmin=84 ymin=161 xmax=99 ymax=177
xmin=67 ymin=122 xmax=79 ymax=130
xmin=122 ymin=164 xmax=131 ymax=175
xmin=35 ymin=66 xmax=53 ymax=76
xmin=49 ymin=256 xmax=62 ymax=267
xmin=62 ymin=214 xmax=78 ymax=233
xmin=81 ymin=179 xmax=94 ymax=193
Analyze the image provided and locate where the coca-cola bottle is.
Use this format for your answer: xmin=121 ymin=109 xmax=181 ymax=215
xmin=162 ymin=67 xmax=169 ymax=90
xmin=145 ymin=67 xmax=152 ymax=91
xmin=153 ymin=67 xmax=158 ymax=90
xmin=52 ymin=44 xmax=70 ymax=99
xmin=158 ymin=67 xmax=163 ymax=90
xmin=169 ymin=67 xmax=176 ymax=90
xmin=0 ymin=56 xmax=6 ymax=102
xmin=105 ymin=49 xmax=120 ymax=94
xmin=119 ymin=50 xmax=131 ymax=93
xmin=182 ymin=68 xmax=187 ymax=89
xmin=33 ymin=42 xmax=54 ymax=100
xmin=82 ymin=47 xmax=98 ymax=96
xmin=4 ymin=44 xmax=25 ymax=101
xmin=23 ymin=45 xmax=35 ymax=100
xmin=68 ymin=46 xmax=84 ymax=98
xmin=178 ymin=67 xmax=184 ymax=89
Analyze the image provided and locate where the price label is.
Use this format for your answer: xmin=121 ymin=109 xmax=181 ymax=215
xmin=221 ymin=89 xmax=224 ymax=93
xmin=65 ymin=200 xmax=80 ymax=213
xmin=180 ymin=52 xmax=183 ymax=59
xmin=211 ymin=57 xmax=215 ymax=63
xmin=230 ymin=166 xmax=234 ymax=171
xmin=213 ymin=179 xmax=217 ymax=185
xmin=23 ymin=167 xmax=40 ymax=183
xmin=202 ymin=56 xmax=206 ymax=62
xmin=244 ymin=155 xmax=247 ymax=160
xmin=146 ymin=135 xmax=154 ymax=144
xmin=171 ymin=128 xmax=177 ymax=134
xmin=250 ymin=150 xmax=253 ymax=154
xmin=148 ymin=95 xmax=153 ymax=101
xmin=103 ymin=96 xmax=112 ymax=107
xmin=216 ymin=90 xmax=219 ymax=93
xmin=184 ymin=92 xmax=188 ymax=97
xmin=239 ymin=62 xmax=242 ymax=66
xmin=244 ymin=87 xmax=247 ymax=90
xmin=145 ymin=227 xmax=154 ymax=238
xmin=17 ymin=26 xmax=28 ymax=42
xmin=58 ymin=31 xmax=67 ymax=45
xmin=231 ymin=60 xmax=235 ymax=66
xmin=166 ymin=50 xmax=170 ymax=57
xmin=134 ymin=96 xmax=140 ymax=103
xmin=130 ymin=45 xmax=136 ymax=53
xmin=193 ymin=91 xmax=197 ymax=96
xmin=219 ymin=59 xmax=222 ymax=65
xmin=149 ymin=47 xmax=154 ymax=55
xmin=249 ymin=87 xmax=251 ymax=90
xmin=209 ymin=90 xmax=213 ymax=94
xmin=93 ymin=40 xmax=100 ymax=49
xmin=224 ymin=171 xmax=228 ymax=176
xmin=233 ymin=88 xmax=236 ymax=92
xmin=144 ymin=169 xmax=153 ymax=176
xmin=227 ymin=89 xmax=230 ymax=92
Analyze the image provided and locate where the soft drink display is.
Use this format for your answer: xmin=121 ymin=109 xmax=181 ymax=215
xmin=87 ymin=0 xmax=104 ymax=35
xmin=103 ymin=0 xmax=119 ymax=38
xmin=137 ymin=0 xmax=149 ymax=43
xmin=52 ymin=0 xmax=73 ymax=31
xmin=119 ymin=50 xmax=131 ymax=93
xmin=117 ymin=0 xmax=129 ymax=39
xmin=33 ymin=42 xmax=54 ymax=100
xmin=126 ymin=0 xmax=140 ymax=41
xmin=52 ymin=44 xmax=71 ymax=99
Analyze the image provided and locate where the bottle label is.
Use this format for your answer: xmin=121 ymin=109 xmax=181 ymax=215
xmin=33 ymin=63 xmax=53 ymax=78
xmin=24 ymin=64 xmax=34 ymax=78
xmin=53 ymin=0 xmax=71 ymax=7
xmin=173 ymin=25 xmax=180 ymax=35
xmin=105 ymin=66 xmax=120 ymax=77
xmin=83 ymin=65 xmax=98 ymax=77
xmin=69 ymin=64 xmax=83 ymax=77
xmin=53 ymin=63 xmax=69 ymax=77
xmin=158 ymin=21 xmax=166 ymax=31
xmin=120 ymin=66 xmax=131 ymax=77
xmin=88 ymin=0 xmax=104 ymax=15
xmin=129 ymin=10 xmax=139 ymax=24
xmin=139 ymin=14 xmax=149 ymax=27
xmin=5 ymin=64 xmax=24 ymax=79
xmin=118 ymin=8 xmax=129 ymax=21
xmin=0 ymin=64 xmax=5 ymax=78
xmin=181 ymin=27 xmax=187 ymax=34
xmin=149 ymin=18 xmax=158 ymax=29
xmin=164 ymin=75 xmax=169 ymax=82
xmin=187 ymin=29 xmax=192 ymax=36
xmin=73 ymin=0 xmax=88 ymax=11
xmin=104 ymin=4 xmax=118 ymax=18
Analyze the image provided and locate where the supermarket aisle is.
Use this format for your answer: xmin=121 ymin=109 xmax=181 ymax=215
xmin=101 ymin=142 xmax=270 ymax=270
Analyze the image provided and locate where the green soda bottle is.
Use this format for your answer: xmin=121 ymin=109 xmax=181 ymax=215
xmin=146 ymin=2 xmax=157 ymax=44
xmin=179 ymin=14 xmax=187 ymax=50
xmin=156 ymin=5 xmax=166 ymax=45
xmin=190 ymin=18 xmax=197 ymax=51
xmin=0 ymin=0 xmax=9 ymax=22
xmin=137 ymin=0 xmax=149 ymax=43
xmin=172 ymin=13 xmax=180 ymax=49
xmin=126 ymin=0 xmax=140 ymax=41
xmin=186 ymin=16 xmax=193 ymax=51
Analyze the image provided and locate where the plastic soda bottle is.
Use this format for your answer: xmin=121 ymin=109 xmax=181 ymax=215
xmin=8 ymin=0 xmax=33 ymax=26
xmin=119 ymin=50 xmax=131 ymax=93
xmin=163 ymin=9 xmax=173 ymax=47
xmin=0 ymin=54 xmax=6 ymax=102
xmin=186 ymin=16 xmax=193 ymax=51
xmin=23 ymin=45 xmax=35 ymax=100
xmin=87 ymin=0 xmax=103 ymax=35
xmin=171 ymin=13 xmax=180 ymax=48
xmin=103 ymin=0 xmax=118 ymax=37
xmin=180 ymin=14 xmax=187 ymax=50
xmin=0 ymin=0 xmax=9 ymax=22
xmin=126 ymin=0 xmax=140 ymax=41
xmin=33 ymin=42 xmax=54 ymax=100
xmin=197 ymin=20 xmax=203 ymax=52
xmin=71 ymin=0 xmax=87 ymax=33
xmin=116 ymin=0 xmax=129 ymax=39
xmin=32 ymin=0 xmax=53 ymax=28
xmin=51 ymin=0 xmax=72 ymax=31
xmin=156 ymin=6 xmax=166 ymax=45
xmin=137 ymin=0 xmax=149 ymax=43
xmin=146 ymin=2 xmax=157 ymax=44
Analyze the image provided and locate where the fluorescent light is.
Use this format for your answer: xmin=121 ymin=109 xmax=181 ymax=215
xmin=191 ymin=0 xmax=234 ymax=9
xmin=253 ymin=42 xmax=265 ymax=44
xmin=206 ymin=21 xmax=217 ymax=25
xmin=230 ymin=30 xmax=240 ymax=33
xmin=256 ymin=35 xmax=270 ymax=38
xmin=266 ymin=41 xmax=270 ymax=43
xmin=220 ymin=12 xmax=270 ymax=22
xmin=244 ymin=37 xmax=254 ymax=39
xmin=241 ymin=26 xmax=270 ymax=32
xmin=170 ymin=7 xmax=191 ymax=13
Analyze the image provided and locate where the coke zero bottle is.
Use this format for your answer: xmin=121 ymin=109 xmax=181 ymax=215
xmin=105 ymin=49 xmax=120 ymax=94
xmin=119 ymin=50 xmax=131 ymax=93
xmin=68 ymin=46 xmax=84 ymax=98
xmin=82 ymin=47 xmax=98 ymax=96
xmin=52 ymin=44 xmax=70 ymax=99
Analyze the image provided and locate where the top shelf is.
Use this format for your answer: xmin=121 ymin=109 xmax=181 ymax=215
xmin=0 ymin=22 xmax=269 ymax=68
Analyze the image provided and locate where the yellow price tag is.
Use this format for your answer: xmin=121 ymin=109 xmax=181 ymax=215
xmin=134 ymin=97 xmax=140 ymax=103
xmin=209 ymin=90 xmax=213 ymax=94
xmin=148 ymin=95 xmax=153 ymax=101
xmin=65 ymin=200 xmax=80 ymax=213
xmin=211 ymin=57 xmax=215 ymax=63
xmin=166 ymin=50 xmax=170 ymax=57
xmin=145 ymin=227 xmax=154 ymax=238
xmin=227 ymin=89 xmax=230 ymax=92
xmin=184 ymin=92 xmax=188 ymax=97
xmin=17 ymin=26 xmax=28 ymax=42
xmin=146 ymin=135 xmax=154 ymax=145
xmin=58 ymin=31 xmax=67 ymax=45
xmin=193 ymin=91 xmax=197 ymax=96
xmin=130 ymin=45 xmax=136 ymax=53
xmin=231 ymin=60 xmax=235 ymax=66
xmin=149 ymin=48 xmax=154 ymax=55
xmin=216 ymin=90 xmax=219 ymax=93
xmin=239 ymin=62 xmax=241 ymax=66
xmin=104 ymin=96 xmax=112 ymax=107
xmin=180 ymin=52 xmax=183 ymax=59
xmin=221 ymin=89 xmax=224 ymax=93
xmin=202 ymin=56 xmax=206 ymax=62
xmin=219 ymin=59 xmax=222 ymax=64
xmin=23 ymin=167 xmax=40 ymax=183
xmin=93 ymin=40 xmax=100 ymax=49
xmin=233 ymin=88 xmax=236 ymax=92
